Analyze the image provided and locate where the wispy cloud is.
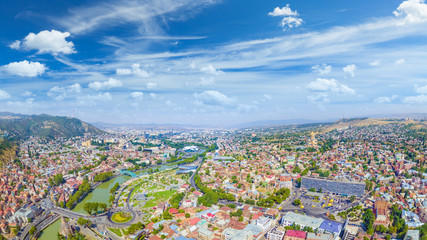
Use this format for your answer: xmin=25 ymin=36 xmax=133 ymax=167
xmin=58 ymin=0 xmax=221 ymax=35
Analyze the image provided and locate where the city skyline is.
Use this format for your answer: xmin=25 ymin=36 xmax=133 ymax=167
xmin=1 ymin=0 xmax=427 ymax=127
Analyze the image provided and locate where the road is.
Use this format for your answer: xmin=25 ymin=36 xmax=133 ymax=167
xmin=189 ymin=157 xmax=204 ymax=191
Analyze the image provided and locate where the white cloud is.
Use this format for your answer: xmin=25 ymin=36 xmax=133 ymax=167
xmin=308 ymin=78 xmax=356 ymax=95
xmin=22 ymin=91 xmax=34 ymax=97
xmin=149 ymin=93 xmax=157 ymax=99
xmin=403 ymin=94 xmax=427 ymax=103
xmin=77 ymin=92 xmax=112 ymax=105
xmin=307 ymin=93 xmax=330 ymax=104
xmin=263 ymin=94 xmax=273 ymax=101
xmin=115 ymin=64 xmax=150 ymax=77
xmin=58 ymin=0 xmax=220 ymax=35
xmin=280 ymin=17 xmax=303 ymax=30
xmin=47 ymin=83 xmax=82 ymax=101
xmin=370 ymin=59 xmax=381 ymax=66
xmin=2 ymin=60 xmax=46 ymax=77
xmin=374 ymin=96 xmax=392 ymax=103
xmin=10 ymin=30 xmax=75 ymax=55
xmin=146 ymin=82 xmax=157 ymax=89
xmin=194 ymin=90 xmax=235 ymax=106
xmin=130 ymin=92 xmax=144 ymax=100
xmin=416 ymin=84 xmax=427 ymax=94
xmin=89 ymin=78 xmax=123 ymax=90
xmin=6 ymin=98 xmax=35 ymax=107
xmin=394 ymin=0 xmax=427 ymax=25
xmin=312 ymin=64 xmax=332 ymax=75
xmin=237 ymin=104 xmax=258 ymax=113
xmin=268 ymin=5 xmax=299 ymax=17
xmin=269 ymin=4 xmax=303 ymax=30
xmin=131 ymin=64 xmax=150 ymax=77
xmin=199 ymin=77 xmax=215 ymax=86
xmin=395 ymin=58 xmax=405 ymax=65
xmin=0 ymin=90 xmax=11 ymax=100
xmin=342 ymin=64 xmax=357 ymax=77
xmin=68 ymin=83 xmax=82 ymax=93
xmin=200 ymin=64 xmax=224 ymax=76
xmin=116 ymin=68 xmax=132 ymax=75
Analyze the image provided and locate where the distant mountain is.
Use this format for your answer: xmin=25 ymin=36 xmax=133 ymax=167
xmin=91 ymin=122 xmax=210 ymax=130
xmin=0 ymin=113 xmax=103 ymax=139
xmin=232 ymin=118 xmax=336 ymax=129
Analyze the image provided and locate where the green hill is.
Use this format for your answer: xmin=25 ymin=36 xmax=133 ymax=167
xmin=0 ymin=113 xmax=103 ymax=139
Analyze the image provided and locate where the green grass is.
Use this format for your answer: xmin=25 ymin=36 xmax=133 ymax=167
xmin=108 ymin=227 xmax=123 ymax=237
xmin=130 ymin=181 xmax=148 ymax=198
xmin=111 ymin=212 xmax=133 ymax=223
xmin=147 ymin=185 xmax=163 ymax=191
xmin=143 ymin=190 xmax=177 ymax=208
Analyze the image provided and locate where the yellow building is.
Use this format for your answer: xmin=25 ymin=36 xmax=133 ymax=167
xmin=82 ymin=140 xmax=92 ymax=147
xmin=308 ymin=132 xmax=317 ymax=148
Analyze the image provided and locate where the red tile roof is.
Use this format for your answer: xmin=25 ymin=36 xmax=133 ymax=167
xmin=285 ymin=230 xmax=306 ymax=238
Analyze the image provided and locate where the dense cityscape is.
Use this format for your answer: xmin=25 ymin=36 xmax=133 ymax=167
xmin=2 ymin=0 xmax=427 ymax=239
xmin=0 ymin=118 xmax=425 ymax=240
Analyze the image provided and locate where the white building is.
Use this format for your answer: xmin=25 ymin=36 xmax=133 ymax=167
xmin=255 ymin=216 xmax=272 ymax=231
xmin=267 ymin=227 xmax=285 ymax=240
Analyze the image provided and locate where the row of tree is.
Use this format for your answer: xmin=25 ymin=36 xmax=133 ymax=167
xmin=83 ymin=202 xmax=108 ymax=215
xmin=257 ymin=188 xmax=291 ymax=208
xmin=169 ymin=192 xmax=185 ymax=209
xmin=66 ymin=180 xmax=91 ymax=209
xmin=193 ymin=174 xmax=235 ymax=207
xmin=93 ymin=171 xmax=114 ymax=182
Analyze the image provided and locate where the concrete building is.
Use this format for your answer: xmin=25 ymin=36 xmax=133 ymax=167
xmin=374 ymin=200 xmax=390 ymax=226
xmin=198 ymin=227 xmax=213 ymax=240
xmin=403 ymin=230 xmax=420 ymax=240
xmin=301 ymin=177 xmax=365 ymax=197
xmin=281 ymin=212 xmax=323 ymax=230
xmin=318 ymin=220 xmax=342 ymax=235
xmin=306 ymin=232 xmax=334 ymax=240
xmin=255 ymin=216 xmax=272 ymax=231
xmin=266 ymin=226 xmax=285 ymax=240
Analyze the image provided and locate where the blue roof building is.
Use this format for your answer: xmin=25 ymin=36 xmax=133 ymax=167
xmin=176 ymin=236 xmax=196 ymax=240
xmin=319 ymin=220 xmax=343 ymax=235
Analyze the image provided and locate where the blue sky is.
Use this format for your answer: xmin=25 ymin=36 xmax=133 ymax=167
xmin=1 ymin=0 xmax=427 ymax=126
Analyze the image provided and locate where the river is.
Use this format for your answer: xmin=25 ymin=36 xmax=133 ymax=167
xmin=38 ymin=163 xmax=179 ymax=237
xmin=38 ymin=219 xmax=61 ymax=240
xmin=73 ymin=163 xmax=178 ymax=213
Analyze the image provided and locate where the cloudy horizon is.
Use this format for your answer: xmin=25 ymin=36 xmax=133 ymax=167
xmin=1 ymin=0 xmax=427 ymax=127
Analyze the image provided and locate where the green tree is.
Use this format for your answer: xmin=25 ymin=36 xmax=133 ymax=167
xmin=77 ymin=217 xmax=91 ymax=227
xmin=163 ymin=210 xmax=172 ymax=220
xmin=99 ymin=203 xmax=108 ymax=212
xmin=29 ymin=226 xmax=37 ymax=235
xmin=363 ymin=208 xmax=375 ymax=231
xmin=93 ymin=202 xmax=99 ymax=214
xmin=293 ymin=199 xmax=302 ymax=206
xmin=83 ymin=202 xmax=93 ymax=215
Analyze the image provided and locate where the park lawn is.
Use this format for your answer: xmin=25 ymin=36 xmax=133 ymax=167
xmin=130 ymin=181 xmax=148 ymax=198
xmin=147 ymin=184 xmax=163 ymax=191
xmin=143 ymin=190 xmax=177 ymax=208
xmin=108 ymin=227 xmax=123 ymax=237
xmin=112 ymin=212 xmax=132 ymax=223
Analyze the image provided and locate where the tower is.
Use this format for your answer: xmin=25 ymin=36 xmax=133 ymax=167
xmin=309 ymin=132 xmax=317 ymax=148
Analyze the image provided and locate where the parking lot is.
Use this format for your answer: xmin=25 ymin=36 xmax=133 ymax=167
xmin=298 ymin=191 xmax=356 ymax=214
